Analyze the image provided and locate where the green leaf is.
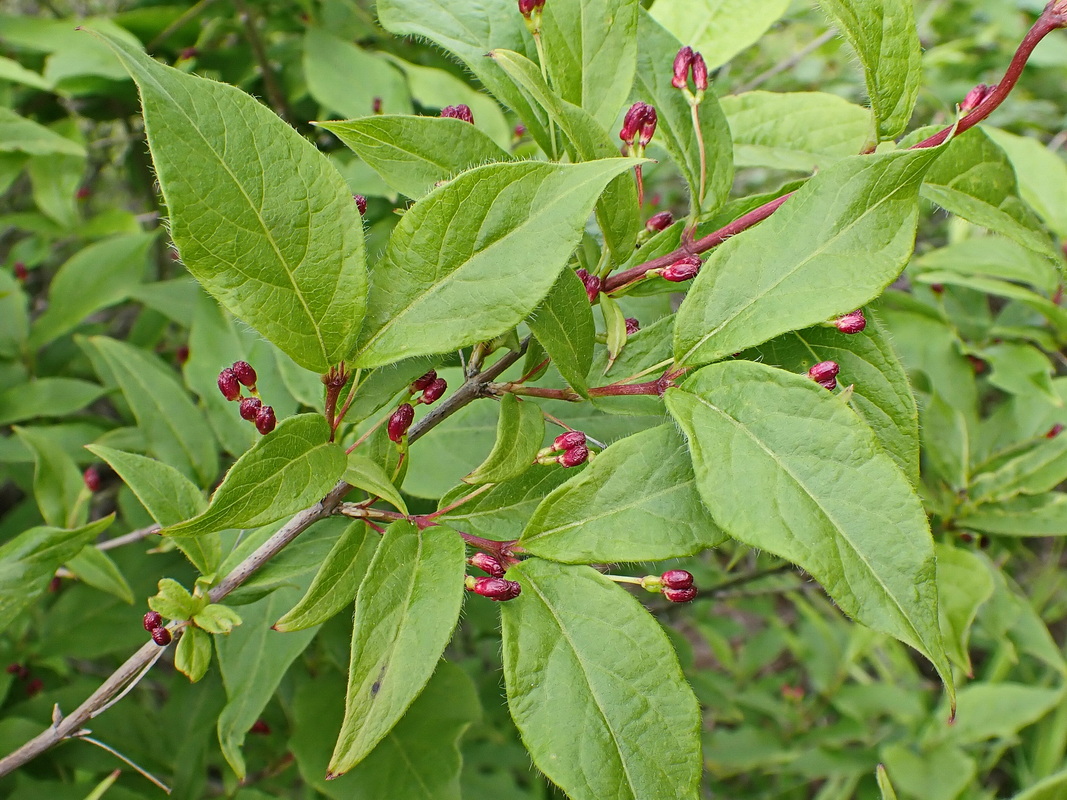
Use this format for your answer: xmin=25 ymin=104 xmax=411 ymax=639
xmin=164 ymin=414 xmax=346 ymax=537
xmin=0 ymin=516 xmax=112 ymax=636
xmin=0 ymin=107 xmax=86 ymax=156
xmin=501 ymin=559 xmax=702 ymax=800
xmin=93 ymin=30 xmax=368 ymax=372
xmin=876 ymin=765 xmax=899 ymax=800
xmin=721 ymin=91 xmax=872 ymax=172
xmin=0 ymin=270 xmax=28 ymax=359
xmin=149 ymin=577 xmax=204 ymax=620
xmin=987 ymin=127 xmax=1067 ymax=240
xmin=817 ymin=0 xmax=921 ymax=141
xmin=303 ymin=27 xmax=411 ymax=119
xmin=351 ymin=159 xmax=637 ymax=368
xmin=521 ymin=424 xmax=724 ymax=562
xmin=66 ymin=545 xmax=134 ymax=604
xmin=321 ymin=115 xmax=511 ymax=200
xmin=1012 ymin=768 xmax=1067 ymax=800
xmin=746 ymin=312 xmax=920 ymax=484
xmin=28 ymin=148 xmax=84 ymax=229
xmin=540 ymin=0 xmax=637 ymax=130
xmin=665 ymin=360 xmax=953 ymax=700
xmin=176 ymin=625 xmax=212 ymax=683
xmin=14 ymin=425 xmax=89 ymax=529
xmin=935 ymin=544 xmax=993 ymax=675
xmin=958 ymin=493 xmax=1067 ymax=537
xmin=436 ymin=466 xmax=572 ymax=541
xmin=920 ymin=392 xmax=971 ymax=491
xmin=328 ymin=522 xmax=465 ymax=776
xmin=85 ymin=336 xmax=218 ymax=486
xmin=600 ymin=291 xmax=629 ymax=373
xmin=527 ymin=269 xmax=596 ymax=397
xmin=634 ymin=11 xmax=733 ymax=213
xmin=464 ymin=394 xmax=544 ymax=485
xmin=273 ymin=521 xmax=379 ymax=632
xmin=29 ymin=233 xmax=156 ymax=348
xmin=920 ymin=128 xmax=1059 ymax=259
xmin=86 ymin=445 xmax=217 ymax=574
xmin=0 ymin=378 xmax=106 ymax=427
xmin=0 ymin=55 xmax=51 ymax=90
xmin=943 ymin=683 xmax=1063 ymax=745
xmin=194 ymin=604 xmax=242 ymax=635
xmin=913 ymin=236 xmax=1060 ymax=295
xmin=344 ymin=454 xmax=408 ymax=514
xmin=650 ymin=0 xmax=789 ymax=70
xmin=674 ymin=147 xmax=941 ymax=367
xmin=970 ymin=434 xmax=1067 ymax=504
xmin=982 ymin=342 xmax=1059 ymax=404
xmin=879 ymin=741 xmax=974 ymax=800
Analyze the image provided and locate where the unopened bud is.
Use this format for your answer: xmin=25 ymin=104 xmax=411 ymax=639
xmin=619 ymin=102 xmax=647 ymax=144
xmin=691 ymin=52 xmax=708 ymax=92
xmin=466 ymin=576 xmax=522 ymax=601
xmin=419 ymin=378 xmax=447 ymax=405
xmin=661 ymin=255 xmax=701 ymax=282
xmin=961 ymin=83 xmax=995 ymax=112
xmin=13 ymin=262 xmax=28 ymax=282
xmin=372 ymin=97 xmax=382 ymax=114
xmin=1047 ymin=423 xmax=1064 ymax=439
xmin=143 ymin=611 xmax=163 ymax=631
xmin=239 ymin=397 xmax=263 ymax=421
xmin=553 ymin=430 xmax=587 ymax=451
xmin=514 ymin=123 xmax=526 ymax=138
xmin=440 ymin=104 xmax=475 ymax=124
xmin=25 ymin=677 xmax=43 ymax=697
xmin=646 ymin=211 xmax=673 ymax=233
xmin=250 ymin=719 xmax=271 ymax=735
xmin=468 ymin=552 xmax=506 ymax=578
xmin=672 ymin=46 xmax=694 ymax=89
xmin=83 ymin=467 xmax=102 ymax=493
xmin=354 ymin=194 xmax=367 ymax=216
xmin=807 ymin=361 xmax=839 ymax=390
xmin=663 ymin=586 xmax=697 ymax=603
xmin=231 ymin=360 xmax=257 ymax=388
xmin=388 ymin=403 xmax=415 ymax=442
xmin=833 ymin=310 xmax=867 ymax=334
xmin=574 ymin=268 xmax=602 ymax=302
xmin=518 ymin=0 xmax=545 ymax=17
xmin=625 ymin=317 xmax=640 ymax=335
xmin=638 ymin=106 xmax=657 ymax=146
xmin=254 ymin=405 xmax=277 ymax=435
xmin=151 ymin=627 xmax=172 ymax=646
xmin=661 ymin=569 xmax=694 ymax=590
xmin=217 ymin=369 xmax=241 ymax=401
xmin=559 ymin=444 xmax=589 ymax=467
xmin=411 ymin=370 xmax=437 ymax=393
xmin=175 ymin=344 xmax=190 ymax=366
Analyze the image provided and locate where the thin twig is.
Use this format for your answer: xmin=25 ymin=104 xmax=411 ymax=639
xmin=146 ymin=0 xmax=220 ymax=52
xmin=76 ymin=735 xmax=171 ymax=794
xmin=96 ymin=525 xmax=160 ymax=552
xmin=733 ymin=29 xmax=837 ymax=94
xmin=233 ymin=0 xmax=291 ymax=122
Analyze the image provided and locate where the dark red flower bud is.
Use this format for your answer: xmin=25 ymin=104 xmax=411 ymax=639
xmin=930 ymin=283 xmax=945 ymax=296
xmin=388 ymin=403 xmax=415 ymax=442
xmin=6 ymin=663 xmax=28 ymax=679
xmin=420 ymin=378 xmax=447 ymax=405
xmin=217 ymin=368 xmax=241 ymax=401
xmin=834 ymin=310 xmax=867 ymax=334
xmin=663 ymin=586 xmax=697 ymax=603
xmin=553 ymin=430 xmax=587 ymax=451
xmin=174 ymin=344 xmax=190 ymax=366
xmin=468 ymin=552 xmax=506 ymax=578
xmin=559 ymin=444 xmax=589 ymax=467
xmin=1047 ymin=423 xmax=1064 ymax=439
xmin=625 ymin=317 xmax=640 ymax=335
xmin=807 ymin=361 xmax=839 ymax=390
xmin=143 ymin=611 xmax=163 ymax=631
xmin=231 ymin=360 xmax=257 ymax=388
xmin=440 ymin=104 xmax=475 ymax=124
xmin=255 ymin=405 xmax=277 ymax=435
xmin=646 ymin=211 xmax=673 ymax=233
xmin=75 ymin=186 xmax=91 ymax=201
xmin=47 ymin=576 xmax=61 ymax=593
xmin=411 ymin=370 xmax=438 ymax=393
xmin=672 ymin=46 xmax=694 ymax=89
xmin=250 ymin=719 xmax=272 ymax=735
xmin=239 ymin=397 xmax=263 ymax=421
xmin=372 ymin=96 xmax=383 ymax=114
xmin=13 ymin=262 xmax=28 ymax=282
xmin=179 ymin=46 xmax=198 ymax=60
xmin=662 ymin=255 xmax=701 ymax=282
xmin=966 ymin=355 xmax=986 ymax=374
xmin=638 ymin=106 xmax=657 ymax=146
xmin=961 ymin=83 xmax=995 ymax=112
xmin=354 ymin=194 xmax=367 ymax=216
xmin=468 ymin=576 xmax=522 ymax=601
xmin=514 ymin=123 xmax=527 ymax=137
xmin=25 ymin=677 xmax=43 ymax=697
xmin=151 ymin=627 xmax=172 ymax=646
xmin=518 ymin=0 xmax=545 ymax=18
xmin=691 ymin=53 xmax=708 ymax=91
xmin=619 ymin=102 xmax=653 ymax=145
xmin=83 ymin=467 xmax=102 ymax=493
xmin=574 ymin=268 xmax=602 ymax=302
xmin=661 ymin=569 xmax=694 ymax=590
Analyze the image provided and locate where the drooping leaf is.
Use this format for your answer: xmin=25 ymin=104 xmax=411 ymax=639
xmin=935 ymin=544 xmax=993 ymax=675
xmin=14 ymin=425 xmax=89 ymax=529
xmin=321 ymin=115 xmax=511 ymax=200
xmin=674 ymin=146 xmax=942 ymax=367
xmin=958 ymin=493 xmax=1067 ymax=537
xmin=969 ymin=433 xmax=1067 ymax=504
xmin=0 ymin=107 xmax=86 ymax=156
xmin=164 ymin=414 xmax=346 ymax=537
xmin=328 ymin=522 xmax=465 ymax=776
xmin=912 ymin=236 xmax=1060 ymax=295
xmin=350 ymin=159 xmax=636 ymax=368
xmin=66 ymin=545 xmax=134 ymax=604
xmin=650 ymin=0 xmax=790 ymax=70
xmin=665 ymin=360 xmax=953 ymax=700
xmin=501 ymin=558 xmax=702 ymax=800
xmin=344 ymin=454 xmax=408 ymax=514
xmin=176 ymin=625 xmax=213 ymax=683
xmin=92 ymin=30 xmax=368 ymax=372
xmin=818 ymin=0 xmax=922 ymax=141
xmin=0 ymin=378 xmax=106 ymax=427
xmin=987 ymin=126 xmax=1067 ymax=239
xmin=527 ymin=269 xmax=596 ymax=397
xmin=521 ymin=424 xmax=724 ymax=562
xmin=464 ymin=394 xmax=545 ymax=485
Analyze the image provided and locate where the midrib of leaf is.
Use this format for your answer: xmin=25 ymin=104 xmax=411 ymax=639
xmin=685 ymin=390 xmax=928 ymax=650
xmin=136 ymin=66 xmax=332 ymax=365
xmin=390 ymin=735 xmax=435 ymax=797
xmin=680 ymin=156 xmax=925 ymax=364
xmin=523 ymin=573 xmax=639 ymax=798
xmin=686 ymin=0 xmax=727 ymax=47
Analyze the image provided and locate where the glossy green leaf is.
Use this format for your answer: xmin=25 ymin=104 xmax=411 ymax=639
xmin=321 ymin=115 xmax=511 ymax=200
xmin=0 ymin=516 xmax=112 ymax=636
xmin=818 ymin=0 xmax=921 ymax=140
xmin=522 ymin=424 xmax=724 ymax=562
xmin=85 ymin=335 xmax=218 ymax=486
xmin=721 ymin=91 xmax=872 ymax=172
xmin=93 ymin=31 xmax=368 ymax=372
xmin=634 ymin=11 xmax=733 ymax=213
xmin=436 ymin=465 xmax=572 ymax=541
xmin=176 ymin=625 xmax=212 ymax=683
xmin=958 ymin=493 xmax=1067 ymax=537
xmin=0 ymin=107 xmax=86 ymax=156
xmin=540 ymin=0 xmax=637 ymax=129
xmin=344 ymin=454 xmax=408 ymax=514
xmin=674 ymin=147 xmax=941 ymax=367
xmin=935 ymin=544 xmax=993 ymax=675
xmin=351 ymin=159 xmax=636 ymax=368
xmin=746 ymin=313 xmax=920 ymax=484
xmin=665 ymin=360 xmax=952 ymax=699
xmin=273 ymin=521 xmax=379 ymax=633
xmin=527 ymin=269 xmax=596 ymax=397
xmin=501 ymin=558 xmax=702 ymax=800
xmin=328 ymin=522 xmax=465 ymax=776
xmin=86 ymin=445 xmax=217 ymax=574
xmin=14 ymin=425 xmax=89 ymax=529
xmin=303 ymin=28 xmax=411 ymax=119
xmin=464 ymin=394 xmax=544 ymax=485
xmin=29 ymin=233 xmax=155 ymax=347
xmin=650 ymin=0 xmax=789 ymax=70
xmin=0 ymin=378 xmax=106 ymax=427
xmin=165 ymin=415 xmax=346 ymax=537
xmin=921 ymin=128 xmax=1059 ymax=259
xmin=66 ymin=545 xmax=134 ymax=604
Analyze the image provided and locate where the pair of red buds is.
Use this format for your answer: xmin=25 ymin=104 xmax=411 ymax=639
xmin=218 ymin=361 xmax=276 ymax=434
xmin=386 ymin=372 xmax=448 ymax=442
xmin=536 ymin=430 xmax=590 ymax=468
xmin=619 ymin=102 xmax=657 ymax=149
xmin=440 ymin=104 xmax=474 ymax=124
xmin=637 ymin=569 xmax=697 ymax=602
xmin=672 ymin=46 xmax=708 ymax=94
xmin=465 ymin=574 xmax=522 ymax=601
xmin=143 ymin=611 xmax=171 ymax=646
xmin=574 ymin=268 xmax=602 ymax=302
